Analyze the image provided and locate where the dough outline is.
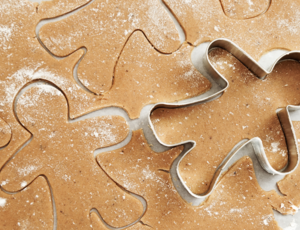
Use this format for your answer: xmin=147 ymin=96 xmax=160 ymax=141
xmin=0 ymin=118 xmax=12 ymax=148
xmin=1 ymin=81 xmax=144 ymax=228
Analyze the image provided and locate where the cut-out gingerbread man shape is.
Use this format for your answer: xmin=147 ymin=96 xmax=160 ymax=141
xmin=0 ymin=118 xmax=11 ymax=148
xmin=151 ymin=48 xmax=300 ymax=194
xmin=98 ymin=130 xmax=295 ymax=229
xmin=0 ymin=0 xmax=104 ymax=173
xmin=99 ymin=31 xmax=211 ymax=119
xmin=220 ymin=0 xmax=270 ymax=19
xmin=39 ymin=0 xmax=181 ymax=94
xmin=1 ymin=1 xmax=201 ymax=173
xmin=0 ymin=176 xmax=53 ymax=230
xmin=163 ymin=0 xmax=300 ymax=61
xmin=0 ymin=85 xmax=143 ymax=229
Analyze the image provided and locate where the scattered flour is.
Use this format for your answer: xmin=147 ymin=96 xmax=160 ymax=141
xmin=290 ymin=204 xmax=299 ymax=214
xmin=62 ymin=175 xmax=71 ymax=181
xmin=0 ymin=197 xmax=7 ymax=208
xmin=262 ymin=214 xmax=272 ymax=226
xmin=229 ymin=208 xmax=243 ymax=214
xmin=21 ymin=181 xmax=27 ymax=187
xmin=0 ymin=25 xmax=13 ymax=49
xmin=1 ymin=180 xmax=9 ymax=186
xmin=271 ymin=142 xmax=280 ymax=153
xmin=18 ymin=165 xmax=40 ymax=177
xmin=88 ymin=117 xmax=121 ymax=146
xmin=247 ymin=0 xmax=254 ymax=6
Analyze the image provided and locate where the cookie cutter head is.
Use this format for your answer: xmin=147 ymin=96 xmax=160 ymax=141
xmin=148 ymin=38 xmax=300 ymax=200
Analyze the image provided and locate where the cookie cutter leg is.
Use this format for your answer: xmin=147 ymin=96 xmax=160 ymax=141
xmin=148 ymin=38 xmax=300 ymax=199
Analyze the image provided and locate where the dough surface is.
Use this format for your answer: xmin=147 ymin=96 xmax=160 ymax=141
xmin=100 ymin=31 xmax=211 ymax=119
xmin=0 ymin=1 xmax=201 ymax=170
xmin=0 ymin=0 xmax=102 ymax=177
xmin=220 ymin=0 xmax=270 ymax=19
xmin=0 ymin=176 xmax=53 ymax=230
xmin=98 ymin=129 xmax=295 ymax=229
xmin=39 ymin=0 xmax=181 ymax=94
xmin=151 ymin=48 xmax=300 ymax=194
xmin=0 ymin=85 xmax=143 ymax=229
xmin=37 ymin=0 xmax=91 ymax=18
xmin=164 ymin=0 xmax=300 ymax=61
xmin=2 ymin=0 xmax=300 ymax=228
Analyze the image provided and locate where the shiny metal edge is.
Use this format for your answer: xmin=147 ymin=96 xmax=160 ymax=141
xmin=147 ymin=38 xmax=300 ymax=199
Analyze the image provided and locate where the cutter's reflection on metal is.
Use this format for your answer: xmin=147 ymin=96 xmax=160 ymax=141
xmin=148 ymin=38 xmax=300 ymax=201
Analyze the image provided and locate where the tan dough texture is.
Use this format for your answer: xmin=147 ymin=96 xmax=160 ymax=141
xmin=151 ymin=48 xmax=300 ymax=194
xmin=0 ymin=176 xmax=53 ymax=230
xmin=39 ymin=0 xmax=181 ymax=94
xmin=0 ymin=118 xmax=11 ymax=147
xmin=220 ymin=0 xmax=270 ymax=19
xmin=277 ymin=121 xmax=300 ymax=210
xmin=0 ymin=0 xmax=103 ymax=174
xmin=0 ymin=85 xmax=143 ymax=229
xmin=100 ymin=31 xmax=211 ymax=119
xmin=0 ymin=1 xmax=207 ymax=180
xmin=37 ymin=0 xmax=91 ymax=18
xmin=90 ymin=212 xmax=151 ymax=230
xmin=98 ymin=130 xmax=294 ymax=230
xmin=164 ymin=0 xmax=300 ymax=61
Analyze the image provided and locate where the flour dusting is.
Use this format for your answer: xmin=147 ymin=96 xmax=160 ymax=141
xmin=18 ymin=165 xmax=40 ymax=177
xmin=0 ymin=197 xmax=7 ymax=208
xmin=271 ymin=142 xmax=280 ymax=153
xmin=0 ymin=25 xmax=13 ymax=50
xmin=21 ymin=181 xmax=27 ymax=187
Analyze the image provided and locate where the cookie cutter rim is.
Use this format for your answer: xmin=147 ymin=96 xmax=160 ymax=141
xmin=148 ymin=38 xmax=300 ymax=199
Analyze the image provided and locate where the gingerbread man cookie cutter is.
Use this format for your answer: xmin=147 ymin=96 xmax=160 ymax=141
xmin=148 ymin=38 xmax=300 ymax=200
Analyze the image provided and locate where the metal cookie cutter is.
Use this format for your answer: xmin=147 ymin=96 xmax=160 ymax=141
xmin=148 ymin=38 xmax=300 ymax=201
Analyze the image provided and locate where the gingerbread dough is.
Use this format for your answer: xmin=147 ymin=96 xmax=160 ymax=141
xmin=37 ymin=0 xmax=91 ymax=18
xmin=0 ymin=1 xmax=208 ymax=183
xmin=0 ymin=0 xmax=104 ymax=175
xmin=151 ymin=48 xmax=300 ymax=194
xmin=0 ymin=176 xmax=53 ymax=230
xmin=163 ymin=0 xmax=300 ymax=61
xmin=91 ymin=212 xmax=151 ymax=230
xmin=220 ymin=0 xmax=270 ymax=19
xmin=0 ymin=85 xmax=143 ymax=229
xmin=278 ymin=121 xmax=300 ymax=211
xmin=98 ymin=130 xmax=295 ymax=229
xmin=99 ymin=31 xmax=211 ymax=119
xmin=39 ymin=0 xmax=181 ymax=94
xmin=0 ymin=118 xmax=11 ymax=147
